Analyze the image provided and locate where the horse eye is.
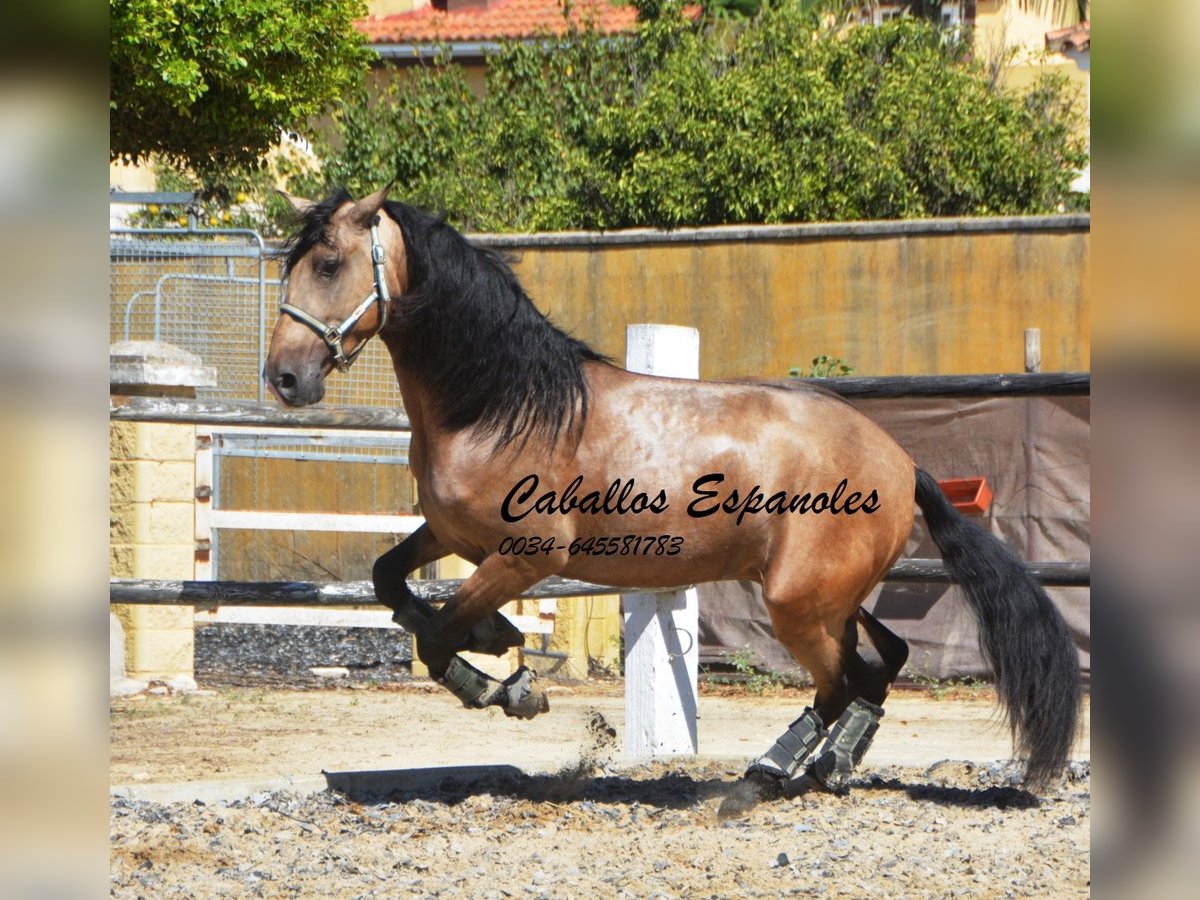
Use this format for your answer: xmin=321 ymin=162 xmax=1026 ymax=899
xmin=316 ymin=258 xmax=340 ymax=278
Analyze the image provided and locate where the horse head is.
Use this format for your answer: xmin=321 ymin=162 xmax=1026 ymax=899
xmin=264 ymin=185 xmax=405 ymax=406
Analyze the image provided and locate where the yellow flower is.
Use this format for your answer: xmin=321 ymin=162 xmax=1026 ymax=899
xmin=148 ymin=203 xmax=160 ymax=215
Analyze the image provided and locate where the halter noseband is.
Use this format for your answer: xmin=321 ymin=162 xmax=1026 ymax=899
xmin=278 ymin=216 xmax=392 ymax=372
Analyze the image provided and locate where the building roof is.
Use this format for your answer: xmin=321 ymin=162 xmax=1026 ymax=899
xmin=1045 ymin=20 xmax=1090 ymax=54
xmin=358 ymin=0 xmax=643 ymax=45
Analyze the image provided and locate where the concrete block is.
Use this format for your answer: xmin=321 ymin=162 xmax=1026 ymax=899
xmin=110 ymin=509 xmax=134 ymax=545
xmin=123 ymin=604 xmax=193 ymax=631
xmin=125 ymin=628 xmax=194 ymax=679
xmin=110 ymin=613 xmax=126 ymax=679
xmin=110 ymin=544 xmax=135 ymax=579
xmin=134 ymin=423 xmax=195 ymax=462
xmin=110 ymin=422 xmax=136 ymax=460
xmin=586 ymin=595 xmax=622 ymax=671
xmin=130 ymin=501 xmax=194 ymax=545
xmin=163 ymin=675 xmax=198 ymax=693
xmin=548 ymin=597 xmax=590 ymax=681
xmin=109 ymin=462 xmax=135 ymax=505
xmin=130 ymin=544 xmax=194 ymax=579
xmin=110 ymin=340 xmax=215 ymax=395
xmin=110 ymin=677 xmax=149 ymax=698
xmin=111 ymin=604 xmax=135 ymax=635
xmin=132 ymin=460 xmax=194 ymax=502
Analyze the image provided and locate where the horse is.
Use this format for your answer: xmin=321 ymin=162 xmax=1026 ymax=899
xmin=263 ymin=186 xmax=1081 ymax=817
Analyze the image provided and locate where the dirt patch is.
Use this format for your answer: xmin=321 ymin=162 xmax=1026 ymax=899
xmin=111 ymin=683 xmax=1089 ymax=896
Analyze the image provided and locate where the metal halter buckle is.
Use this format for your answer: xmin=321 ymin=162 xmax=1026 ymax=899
xmin=278 ymin=216 xmax=392 ymax=372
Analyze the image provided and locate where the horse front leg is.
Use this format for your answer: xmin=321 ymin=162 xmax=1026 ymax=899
xmin=373 ymin=525 xmax=522 ymax=654
xmin=415 ymin=552 xmax=550 ymax=719
xmin=371 ymin=524 xmax=445 ymax=631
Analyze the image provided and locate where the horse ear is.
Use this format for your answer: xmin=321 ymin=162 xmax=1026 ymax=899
xmin=351 ymin=182 xmax=394 ymax=226
xmin=277 ymin=191 xmax=317 ymax=216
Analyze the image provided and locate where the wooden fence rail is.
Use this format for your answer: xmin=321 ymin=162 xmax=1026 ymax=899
xmin=110 ymin=372 xmax=1089 ymax=431
xmin=110 ymin=560 xmax=1090 ymax=612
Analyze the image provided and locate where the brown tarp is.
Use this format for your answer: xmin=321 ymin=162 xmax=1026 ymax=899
xmin=697 ymin=396 xmax=1090 ymax=682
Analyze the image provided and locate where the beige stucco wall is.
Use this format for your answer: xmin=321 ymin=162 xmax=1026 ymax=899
xmin=974 ymin=0 xmax=1090 ymax=129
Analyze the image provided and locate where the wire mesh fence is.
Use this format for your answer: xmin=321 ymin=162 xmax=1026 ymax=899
xmin=109 ymin=223 xmax=404 ymax=408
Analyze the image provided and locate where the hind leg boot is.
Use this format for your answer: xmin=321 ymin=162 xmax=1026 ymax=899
xmin=746 ymin=708 xmax=826 ymax=781
xmin=807 ymin=697 xmax=884 ymax=794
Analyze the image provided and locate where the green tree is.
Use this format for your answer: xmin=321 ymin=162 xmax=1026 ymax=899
xmin=297 ymin=3 xmax=1086 ymax=231
xmin=110 ymin=0 xmax=370 ymax=180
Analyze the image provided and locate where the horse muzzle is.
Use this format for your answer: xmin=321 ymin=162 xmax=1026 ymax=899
xmin=263 ymin=360 xmax=326 ymax=407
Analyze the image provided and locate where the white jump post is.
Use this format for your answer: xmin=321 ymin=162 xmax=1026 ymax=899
xmin=623 ymin=324 xmax=700 ymax=759
xmin=1024 ymin=327 xmax=1042 ymax=374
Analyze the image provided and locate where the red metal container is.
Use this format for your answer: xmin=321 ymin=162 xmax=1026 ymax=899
xmin=937 ymin=477 xmax=993 ymax=515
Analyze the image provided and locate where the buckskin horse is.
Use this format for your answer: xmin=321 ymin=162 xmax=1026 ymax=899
xmin=263 ymin=186 xmax=1080 ymax=816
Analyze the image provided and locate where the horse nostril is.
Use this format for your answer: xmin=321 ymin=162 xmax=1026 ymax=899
xmin=278 ymin=372 xmax=298 ymax=392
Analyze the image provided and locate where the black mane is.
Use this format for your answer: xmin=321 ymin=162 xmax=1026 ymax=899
xmin=284 ymin=192 xmax=605 ymax=451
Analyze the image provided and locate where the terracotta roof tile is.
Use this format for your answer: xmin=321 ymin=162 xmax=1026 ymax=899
xmin=358 ymin=0 xmax=642 ymax=44
xmin=1045 ymin=20 xmax=1090 ymax=53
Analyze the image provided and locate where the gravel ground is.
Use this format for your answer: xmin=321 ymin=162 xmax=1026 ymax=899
xmin=111 ymin=746 xmax=1091 ymax=898
xmin=122 ymin=626 xmax=1089 ymax=896
xmin=195 ymin=624 xmax=414 ymax=689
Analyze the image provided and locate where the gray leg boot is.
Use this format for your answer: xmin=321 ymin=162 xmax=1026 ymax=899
xmin=747 ymin=708 xmax=826 ymax=780
xmin=807 ymin=698 xmax=884 ymax=793
xmin=437 ymin=656 xmax=549 ymax=719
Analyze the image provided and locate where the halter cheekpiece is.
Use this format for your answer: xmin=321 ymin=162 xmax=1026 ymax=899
xmin=278 ymin=215 xmax=392 ymax=372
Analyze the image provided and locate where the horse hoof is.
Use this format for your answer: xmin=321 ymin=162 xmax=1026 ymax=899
xmin=465 ymin=613 xmax=526 ymax=657
xmin=500 ymin=667 xmax=549 ymax=720
xmin=717 ymin=770 xmax=784 ymax=821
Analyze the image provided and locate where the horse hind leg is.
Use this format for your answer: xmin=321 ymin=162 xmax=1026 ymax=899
xmin=718 ymin=603 xmax=853 ymax=819
xmin=718 ymin=604 xmax=908 ymax=818
xmin=786 ymin=610 xmax=909 ymax=794
xmin=805 ymin=609 xmax=908 ymax=793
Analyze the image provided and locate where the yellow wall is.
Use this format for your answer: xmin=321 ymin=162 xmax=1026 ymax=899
xmin=366 ymin=0 xmax=430 ymax=15
xmin=503 ymin=224 xmax=1090 ymax=378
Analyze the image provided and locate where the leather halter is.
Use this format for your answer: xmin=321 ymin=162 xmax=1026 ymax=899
xmin=278 ymin=216 xmax=392 ymax=372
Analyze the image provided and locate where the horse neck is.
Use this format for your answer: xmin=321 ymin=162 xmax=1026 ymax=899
xmin=381 ymin=334 xmax=431 ymax=435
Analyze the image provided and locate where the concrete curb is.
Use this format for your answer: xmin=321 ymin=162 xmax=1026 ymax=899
xmin=111 ymin=774 xmax=330 ymax=805
xmin=109 ymin=758 xmax=751 ymax=806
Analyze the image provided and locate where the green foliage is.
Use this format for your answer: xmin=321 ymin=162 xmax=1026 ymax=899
xmin=726 ymin=648 xmax=785 ymax=695
xmin=127 ymin=159 xmax=302 ymax=237
xmin=789 ymin=355 xmax=854 ymax=378
xmin=110 ymin=0 xmax=371 ymax=179
xmin=297 ymin=3 xmax=1087 ymax=232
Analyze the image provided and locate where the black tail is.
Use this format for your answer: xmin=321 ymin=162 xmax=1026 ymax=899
xmin=914 ymin=467 xmax=1081 ymax=786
